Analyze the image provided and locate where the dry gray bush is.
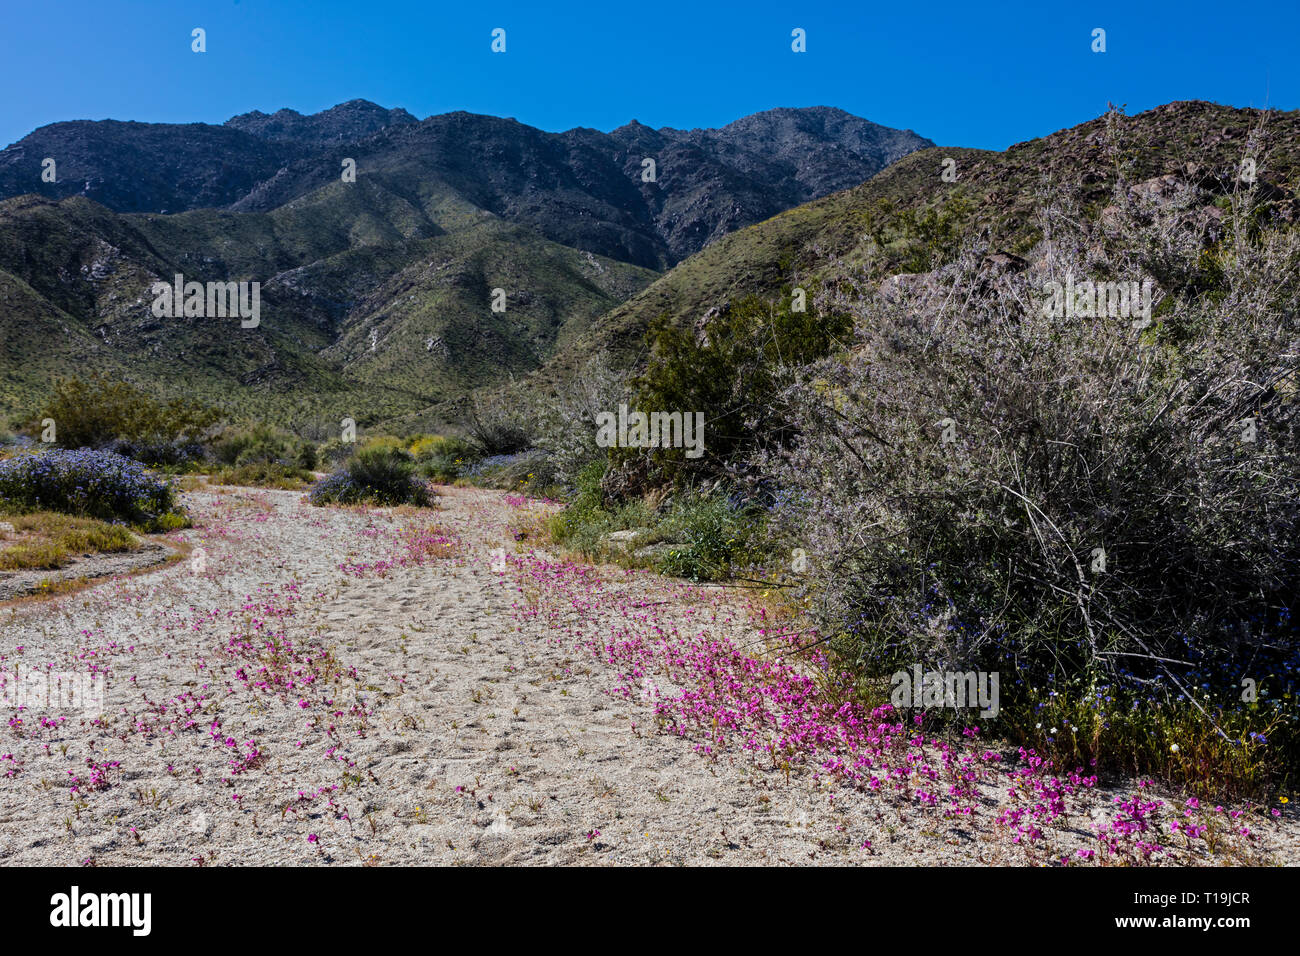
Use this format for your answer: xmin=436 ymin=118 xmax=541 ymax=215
xmin=763 ymin=154 xmax=1300 ymax=692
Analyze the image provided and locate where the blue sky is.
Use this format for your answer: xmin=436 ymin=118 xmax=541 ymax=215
xmin=1 ymin=0 xmax=1294 ymax=150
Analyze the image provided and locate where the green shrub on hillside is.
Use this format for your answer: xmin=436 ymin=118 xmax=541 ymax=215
xmin=36 ymin=375 xmax=220 ymax=466
xmin=624 ymin=290 xmax=849 ymax=490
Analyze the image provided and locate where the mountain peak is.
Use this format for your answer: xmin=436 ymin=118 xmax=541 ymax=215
xmin=224 ymin=100 xmax=417 ymax=144
xmin=0 ymin=102 xmax=931 ymax=264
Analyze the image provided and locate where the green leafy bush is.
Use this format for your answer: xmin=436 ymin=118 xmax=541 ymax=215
xmin=317 ymin=438 xmax=356 ymax=468
xmin=654 ymin=493 xmax=765 ymax=581
xmin=309 ymin=447 xmax=433 ymax=507
xmin=209 ymin=424 xmax=317 ymax=471
xmin=623 ymin=290 xmax=849 ymax=491
xmin=37 ymin=375 xmax=219 ymax=466
xmin=547 ymin=460 xmax=653 ymax=554
xmin=548 ymin=462 xmax=763 ymax=581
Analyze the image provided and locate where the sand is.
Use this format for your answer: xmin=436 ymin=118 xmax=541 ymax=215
xmin=0 ymin=483 xmax=1293 ymax=866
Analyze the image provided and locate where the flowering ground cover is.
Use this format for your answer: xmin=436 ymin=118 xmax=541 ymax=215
xmin=0 ymin=484 xmax=1292 ymax=865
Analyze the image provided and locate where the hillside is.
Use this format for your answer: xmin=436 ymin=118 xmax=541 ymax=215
xmin=0 ymin=101 xmax=932 ymax=269
xmin=544 ymin=100 xmax=1300 ymax=379
xmin=0 ymin=192 xmax=654 ymax=430
xmin=0 ymin=101 xmax=931 ymax=431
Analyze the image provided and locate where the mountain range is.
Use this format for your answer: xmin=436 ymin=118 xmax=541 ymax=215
xmin=0 ymin=100 xmax=932 ymax=430
xmin=2 ymin=99 xmax=1295 ymax=437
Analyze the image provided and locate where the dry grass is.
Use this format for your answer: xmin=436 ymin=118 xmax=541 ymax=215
xmin=0 ymin=512 xmax=140 ymax=571
xmin=506 ymin=506 xmax=552 ymax=547
xmin=207 ymin=463 xmax=313 ymax=490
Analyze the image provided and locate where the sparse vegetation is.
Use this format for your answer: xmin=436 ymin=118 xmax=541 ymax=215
xmin=309 ymin=446 xmax=433 ymax=507
xmin=0 ymin=512 xmax=139 ymax=571
xmin=209 ymin=461 xmax=314 ymax=490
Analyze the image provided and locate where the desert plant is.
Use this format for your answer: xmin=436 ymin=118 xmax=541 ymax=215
xmin=624 ymin=290 xmax=850 ymax=491
xmin=0 ymin=512 xmax=139 ymax=570
xmin=317 ymin=438 xmax=356 ymax=468
xmin=531 ymin=352 xmax=631 ymax=489
xmin=209 ymin=462 xmax=314 ymax=490
xmin=463 ymin=385 xmax=534 ymax=457
xmin=357 ymin=435 xmax=408 ymax=457
xmin=654 ymin=492 xmax=765 ymax=581
xmin=0 ymin=448 xmax=187 ymax=531
xmin=763 ymin=174 xmax=1300 ymax=734
xmin=410 ymin=434 xmax=477 ymax=483
xmin=309 ymin=447 xmax=433 ymax=507
xmin=36 ymin=375 xmax=219 ymax=466
xmin=209 ymin=424 xmax=316 ymax=471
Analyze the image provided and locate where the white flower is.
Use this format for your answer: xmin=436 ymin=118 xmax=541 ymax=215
xmin=1170 ymin=743 xmax=1180 ymax=753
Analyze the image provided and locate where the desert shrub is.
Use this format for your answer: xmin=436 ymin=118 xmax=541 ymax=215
xmin=36 ymin=375 xmax=219 ymax=466
xmin=463 ymin=386 xmax=534 ymax=457
xmin=869 ymin=195 xmax=975 ymax=273
xmin=309 ymin=447 xmax=432 ymax=507
xmin=547 ymin=462 xmax=761 ymax=580
xmin=547 ymin=460 xmax=656 ymax=555
xmin=357 ymin=435 xmax=408 ymax=456
xmin=531 ymin=352 xmax=631 ymax=490
xmin=459 ymin=449 xmax=554 ymax=493
xmin=654 ymin=492 xmax=766 ymax=581
xmin=407 ymin=435 xmax=436 ymax=458
xmin=411 ymin=435 xmax=477 ymax=483
xmin=762 ymin=175 xmax=1300 ymax=781
xmin=409 ymin=434 xmax=474 ymax=459
xmin=0 ymin=448 xmax=186 ymax=531
xmin=101 ymin=436 xmax=204 ymax=468
xmin=210 ymin=462 xmax=313 ymax=490
xmin=407 ymin=434 xmax=467 ymax=460
xmin=317 ymin=438 xmax=356 ymax=467
xmin=623 ymin=290 xmax=850 ymax=491
xmin=209 ymin=424 xmax=316 ymax=471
